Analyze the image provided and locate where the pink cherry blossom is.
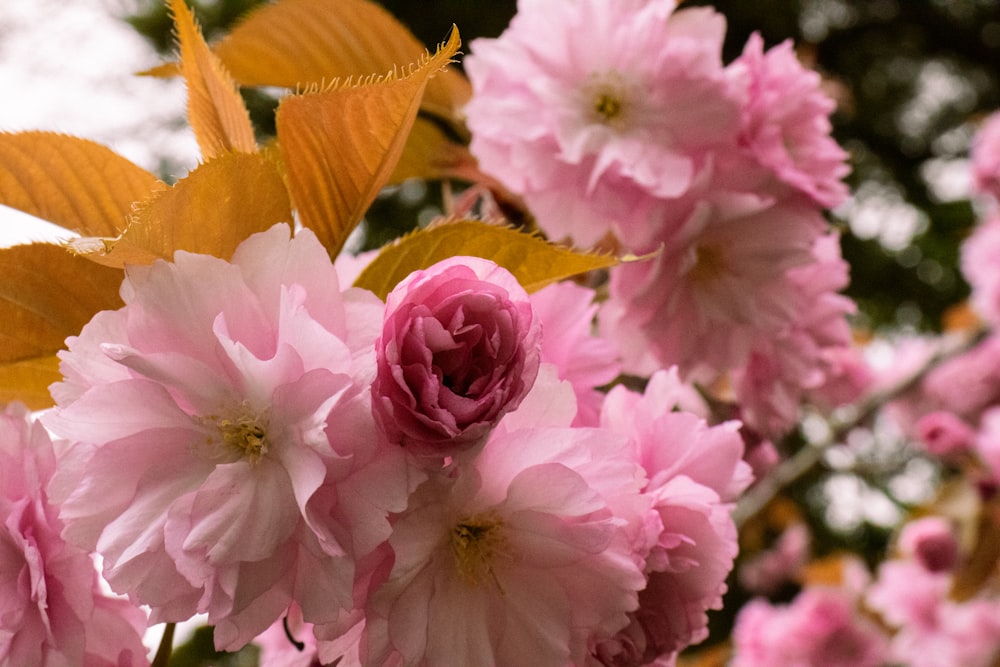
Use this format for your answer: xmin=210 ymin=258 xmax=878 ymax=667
xmin=922 ymin=335 xmax=1000 ymax=423
xmin=731 ymin=587 xmax=890 ymax=667
xmin=464 ymin=0 xmax=743 ymax=248
xmin=961 ymin=212 xmax=1000 ymax=324
xmin=601 ymin=191 xmax=826 ymax=377
xmin=253 ymin=603 xmax=319 ymax=667
xmin=591 ymin=371 xmax=752 ymax=665
xmin=45 ymin=224 xmax=415 ymax=650
xmin=0 ymin=402 xmax=149 ymax=667
xmin=733 ymin=233 xmax=860 ymax=438
xmin=358 ymin=368 xmax=648 ymax=667
xmin=371 ymin=256 xmax=542 ymax=457
xmin=868 ymin=559 xmax=1000 ymax=667
xmin=972 ymin=110 xmax=1000 ymax=204
xmin=728 ymin=33 xmax=850 ymax=209
xmin=898 ymin=517 xmax=959 ymax=573
xmin=739 ymin=523 xmax=811 ymax=595
xmin=916 ymin=410 xmax=976 ymax=458
xmin=530 ymin=281 xmax=621 ymax=426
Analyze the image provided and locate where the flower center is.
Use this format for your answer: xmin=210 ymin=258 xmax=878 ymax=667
xmin=594 ymin=92 xmax=624 ymax=122
xmin=583 ymin=71 xmax=634 ymax=129
xmin=451 ymin=512 xmax=509 ymax=590
xmin=205 ymin=402 xmax=271 ymax=465
xmin=689 ymin=244 xmax=727 ymax=284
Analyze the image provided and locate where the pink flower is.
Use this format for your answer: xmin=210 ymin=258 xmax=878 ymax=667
xmin=915 ymin=411 xmax=975 ymax=459
xmin=975 ymin=407 xmax=1000 ymax=483
xmin=464 ymin=0 xmax=743 ymax=248
xmin=45 ymin=224 xmax=413 ymax=650
xmin=923 ymin=335 xmax=1000 ymax=423
xmin=371 ymin=256 xmax=541 ymax=457
xmin=591 ymin=371 xmax=751 ymax=664
xmin=739 ymin=523 xmax=811 ymax=595
xmin=253 ymin=603 xmax=319 ymax=667
xmin=357 ymin=397 xmax=649 ymax=667
xmin=868 ymin=559 xmax=1000 ymax=667
xmin=733 ymin=233 xmax=859 ymax=438
xmin=601 ymin=191 xmax=825 ymax=377
xmin=530 ymin=281 xmax=621 ymax=426
xmin=731 ymin=588 xmax=890 ymax=667
xmin=898 ymin=517 xmax=959 ymax=573
xmin=0 ymin=403 xmax=149 ymax=666
xmin=729 ymin=33 xmax=850 ymax=209
xmin=972 ymin=111 xmax=1000 ymax=204
xmin=961 ymin=212 xmax=1000 ymax=324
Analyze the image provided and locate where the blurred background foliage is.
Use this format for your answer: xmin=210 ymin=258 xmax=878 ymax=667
xmin=120 ymin=0 xmax=1000 ymax=662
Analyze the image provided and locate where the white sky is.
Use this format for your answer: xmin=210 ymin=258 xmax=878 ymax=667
xmin=0 ymin=0 xmax=198 ymax=246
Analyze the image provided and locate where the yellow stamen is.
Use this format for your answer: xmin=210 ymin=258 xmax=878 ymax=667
xmin=594 ymin=92 xmax=623 ymax=122
xmin=208 ymin=402 xmax=271 ymax=464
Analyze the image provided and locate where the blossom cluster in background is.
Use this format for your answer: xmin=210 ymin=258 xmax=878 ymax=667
xmin=465 ymin=0 xmax=864 ymax=446
xmin=3 ymin=0 xmax=1000 ymax=665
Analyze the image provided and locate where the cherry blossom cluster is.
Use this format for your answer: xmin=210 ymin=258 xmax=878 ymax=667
xmin=730 ymin=517 xmax=1000 ymax=667
xmin=464 ymin=0 xmax=863 ymax=440
xmin=5 ymin=223 xmax=751 ymax=666
xmin=723 ymin=105 xmax=1000 ymax=667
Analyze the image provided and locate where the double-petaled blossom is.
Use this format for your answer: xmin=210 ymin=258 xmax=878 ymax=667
xmin=0 ymin=403 xmax=149 ymax=667
xmin=357 ymin=371 xmax=649 ymax=667
xmin=972 ymin=111 xmax=1000 ymax=204
xmin=591 ymin=370 xmax=752 ymax=665
xmin=371 ymin=256 xmax=542 ymax=458
xmin=961 ymin=213 xmax=1000 ymax=324
xmin=732 ymin=587 xmax=890 ymax=667
xmin=530 ymin=281 xmax=620 ymax=427
xmin=728 ymin=33 xmax=850 ymax=209
xmin=464 ymin=0 xmax=742 ymax=248
xmin=45 ymin=224 xmax=417 ymax=650
xmin=867 ymin=534 xmax=1000 ymax=667
xmin=601 ymin=191 xmax=826 ymax=378
xmin=732 ymin=233 xmax=862 ymax=438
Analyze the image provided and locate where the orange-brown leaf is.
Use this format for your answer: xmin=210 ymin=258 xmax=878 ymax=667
xmin=0 ymin=132 xmax=162 ymax=237
xmin=353 ymin=219 xmax=617 ymax=300
xmin=276 ymin=28 xmax=461 ymax=258
xmin=212 ymin=0 xmax=470 ymax=123
xmin=70 ymin=152 xmax=292 ymax=267
xmin=0 ymin=243 xmax=124 ymax=408
xmin=0 ymin=356 xmax=62 ymax=411
xmin=389 ymin=117 xmax=473 ymax=184
xmin=170 ymin=0 xmax=256 ymax=159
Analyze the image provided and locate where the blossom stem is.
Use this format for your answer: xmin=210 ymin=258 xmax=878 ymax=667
xmin=151 ymin=622 xmax=176 ymax=667
xmin=733 ymin=328 xmax=990 ymax=528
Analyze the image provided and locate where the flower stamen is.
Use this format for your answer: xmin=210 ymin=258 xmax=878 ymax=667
xmin=451 ymin=512 xmax=509 ymax=591
xmin=203 ymin=402 xmax=271 ymax=465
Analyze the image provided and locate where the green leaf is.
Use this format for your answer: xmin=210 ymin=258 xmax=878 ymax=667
xmin=353 ymin=219 xmax=618 ymax=300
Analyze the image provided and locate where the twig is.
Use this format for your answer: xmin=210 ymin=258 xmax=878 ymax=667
xmin=733 ymin=328 xmax=989 ymax=528
xmin=151 ymin=622 xmax=175 ymax=667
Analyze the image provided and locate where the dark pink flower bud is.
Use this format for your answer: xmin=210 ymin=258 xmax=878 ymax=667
xmin=915 ymin=411 xmax=975 ymax=459
xmin=899 ymin=517 xmax=960 ymax=573
xmin=372 ymin=256 xmax=542 ymax=456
